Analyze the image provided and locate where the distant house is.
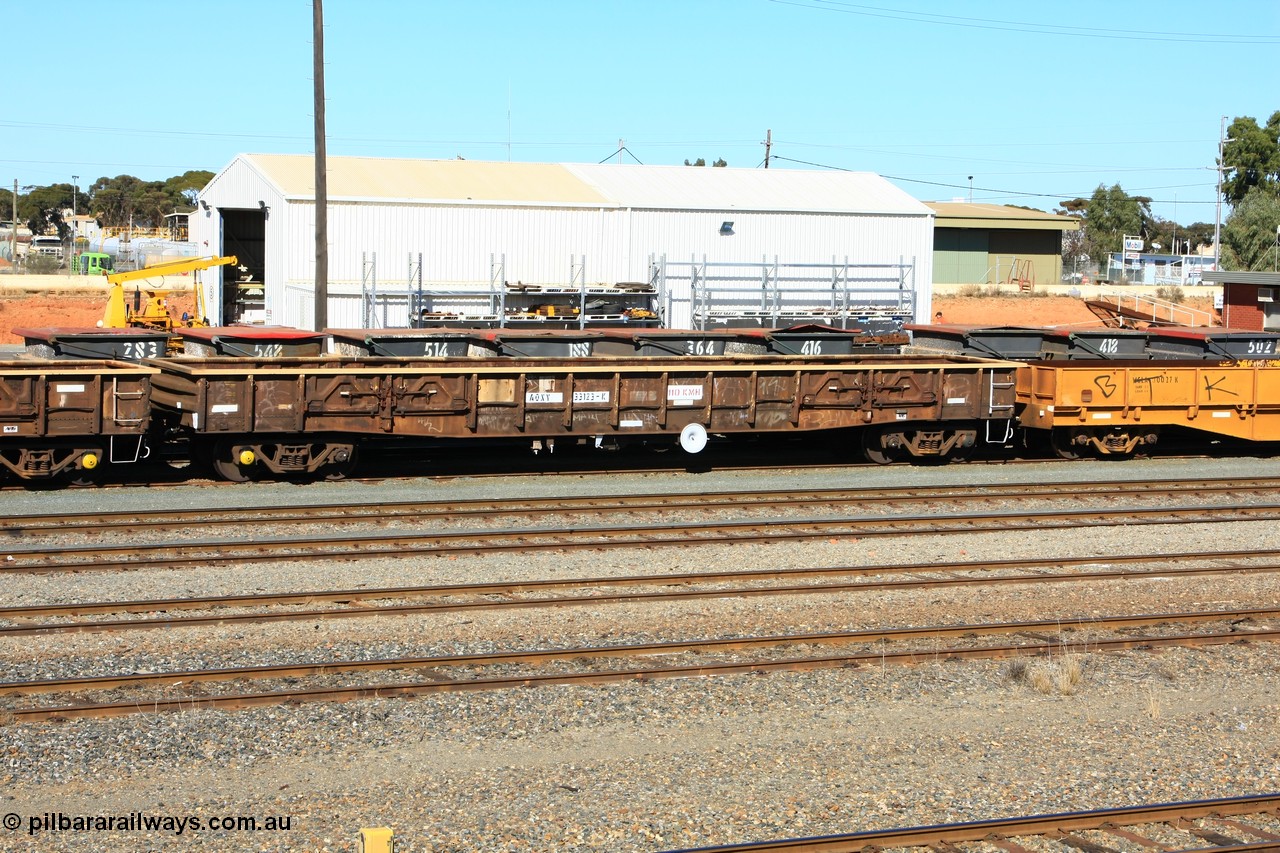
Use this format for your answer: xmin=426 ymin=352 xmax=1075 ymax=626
xmin=1104 ymin=250 xmax=1216 ymax=286
xmin=927 ymin=203 xmax=1080 ymax=288
xmin=1202 ymin=271 xmax=1280 ymax=331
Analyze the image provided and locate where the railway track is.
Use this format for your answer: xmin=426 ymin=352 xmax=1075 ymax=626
xmin=6 ymin=605 xmax=1278 ymax=720
xmin=665 ymin=793 xmax=1280 ymax=852
xmin=9 ymin=475 xmax=1280 ymax=536
xmin=6 ymin=500 xmax=1280 ymax=573
xmin=5 ymin=548 xmax=1280 ymax=637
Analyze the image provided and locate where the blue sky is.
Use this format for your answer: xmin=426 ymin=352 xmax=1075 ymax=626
xmin=6 ymin=1 xmax=1278 ymax=224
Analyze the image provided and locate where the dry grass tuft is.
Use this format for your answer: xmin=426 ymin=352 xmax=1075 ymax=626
xmin=1056 ymin=654 xmax=1083 ymax=694
xmin=1028 ymin=667 xmax=1055 ymax=694
xmin=1004 ymin=659 xmax=1028 ymax=682
xmin=1144 ymin=685 xmax=1162 ymax=720
xmin=1010 ymin=652 xmax=1085 ymax=696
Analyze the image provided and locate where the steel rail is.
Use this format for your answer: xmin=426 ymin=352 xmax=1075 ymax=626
xmin=9 ymin=616 xmax=1280 ymax=721
xmin=7 ymin=476 xmax=1280 ymax=535
xmin=6 ymin=503 xmax=1280 ymax=574
xmin=5 ymin=605 xmax=1278 ymax=698
xmin=5 ymin=552 xmax=1280 ymax=637
xmin=661 ymin=793 xmax=1280 ymax=852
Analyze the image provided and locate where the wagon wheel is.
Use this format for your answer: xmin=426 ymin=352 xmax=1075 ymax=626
xmin=211 ymin=440 xmax=257 ymax=482
xmin=861 ymin=427 xmax=904 ymax=465
xmin=65 ymin=449 xmax=105 ymax=487
xmin=64 ymin=469 xmax=99 ymax=487
xmin=1049 ymin=428 xmax=1082 ymax=460
xmin=945 ymin=435 xmax=976 ymax=462
xmin=322 ymin=445 xmax=359 ymax=481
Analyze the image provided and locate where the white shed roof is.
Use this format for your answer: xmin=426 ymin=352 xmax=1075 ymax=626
xmin=566 ymin=163 xmax=929 ymax=215
xmin=212 ymin=154 xmax=929 ymax=216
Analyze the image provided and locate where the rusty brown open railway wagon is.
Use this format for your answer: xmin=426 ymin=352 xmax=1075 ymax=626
xmin=0 ymin=359 xmax=156 ymax=483
xmin=147 ymin=354 xmax=1020 ymax=481
xmin=8 ymin=323 xmax=1280 ymax=485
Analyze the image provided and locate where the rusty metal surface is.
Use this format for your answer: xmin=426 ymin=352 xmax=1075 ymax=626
xmin=12 ymin=328 xmax=172 ymax=362
xmin=327 ymin=326 xmax=909 ymax=359
xmin=0 ymin=360 xmax=156 ymax=438
xmin=148 ymin=354 xmax=1020 ymax=439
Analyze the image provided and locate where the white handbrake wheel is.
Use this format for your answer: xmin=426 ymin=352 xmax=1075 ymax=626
xmin=679 ymin=423 xmax=708 ymax=454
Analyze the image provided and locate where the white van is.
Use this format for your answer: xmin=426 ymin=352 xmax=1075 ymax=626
xmin=27 ymin=235 xmax=64 ymax=266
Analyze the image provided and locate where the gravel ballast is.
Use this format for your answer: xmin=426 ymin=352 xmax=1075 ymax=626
xmin=3 ymin=454 xmax=1280 ymax=852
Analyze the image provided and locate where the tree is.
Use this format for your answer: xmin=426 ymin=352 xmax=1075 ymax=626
xmin=88 ymin=171 xmax=212 ymax=228
xmin=23 ymin=183 xmax=74 ymax=238
xmin=163 ymin=170 xmax=215 ymax=207
xmin=1079 ymin=184 xmax=1151 ymax=268
xmin=1222 ymin=112 xmax=1280 ymax=206
xmin=1221 ymin=187 xmax=1280 ymax=271
xmin=683 ymin=158 xmax=728 ymax=167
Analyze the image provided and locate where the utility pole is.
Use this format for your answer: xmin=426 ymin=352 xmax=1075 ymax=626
xmin=11 ymin=180 xmax=17 ymax=268
xmin=313 ymin=0 xmax=328 ymax=330
xmin=1213 ymin=115 xmax=1226 ymax=271
xmin=71 ymin=175 xmax=78 ymax=276
xmin=763 ymin=129 xmax=771 ymax=168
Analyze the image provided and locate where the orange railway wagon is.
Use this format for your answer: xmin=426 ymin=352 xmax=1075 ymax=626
xmin=1018 ymin=359 xmax=1280 ymax=457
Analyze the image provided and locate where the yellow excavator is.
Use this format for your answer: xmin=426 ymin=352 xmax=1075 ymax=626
xmin=100 ymin=254 xmax=239 ymax=332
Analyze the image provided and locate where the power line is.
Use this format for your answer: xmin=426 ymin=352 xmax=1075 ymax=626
xmin=768 ymin=156 xmax=1217 ymax=206
xmin=769 ymin=0 xmax=1280 ymax=44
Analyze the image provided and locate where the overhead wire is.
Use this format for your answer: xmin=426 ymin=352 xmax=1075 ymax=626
xmin=768 ymin=156 xmax=1217 ymax=206
xmin=768 ymin=0 xmax=1280 ymax=44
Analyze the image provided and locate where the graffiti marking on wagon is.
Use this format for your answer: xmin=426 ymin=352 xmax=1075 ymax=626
xmin=1093 ymin=375 xmax=1118 ymax=399
xmin=1202 ymin=375 xmax=1239 ymax=400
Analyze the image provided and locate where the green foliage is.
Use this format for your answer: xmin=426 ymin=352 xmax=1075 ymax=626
xmin=6 ymin=171 xmax=214 ymax=238
xmin=1081 ymin=184 xmax=1151 ymax=268
xmin=683 ymin=158 xmax=728 ymax=167
xmin=1222 ymin=112 xmax=1280 ymax=206
xmin=1154 ymin=286 xmax=1185 ymax=304
xmin=23 ymin=183 xmax=74 ymax=238
xmin=88 ymin=171 xmax=212 ymax=228
xmin=1221 ymin=187 xmax=1280 ymax=271
xmin=24 ymin=253 xmax=61 ymax=274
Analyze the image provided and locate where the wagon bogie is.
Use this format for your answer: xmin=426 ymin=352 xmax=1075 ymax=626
xmin=199 ymin=435 xmax=359 ymax=482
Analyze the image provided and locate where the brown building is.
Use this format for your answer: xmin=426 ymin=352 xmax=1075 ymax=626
xmin=1202 ymin=271 xmax=1280 ymax=331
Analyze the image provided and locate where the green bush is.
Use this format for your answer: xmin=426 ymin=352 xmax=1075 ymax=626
xmin=1154 ymin=286 xmax=1185 ymax=304
xmin=23 ymin=254 xmax=60 ymax=274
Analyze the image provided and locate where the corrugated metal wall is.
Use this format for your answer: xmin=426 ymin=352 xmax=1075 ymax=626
xmin=192 ymin=159 xmax=284 ymax=325
xmin=203 ymin=158 xmax=934 ymax=330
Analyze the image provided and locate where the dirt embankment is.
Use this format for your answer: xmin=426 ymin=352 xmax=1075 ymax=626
xmin=0 ymin=293 xmax=1223 ymax=346
xmin=931 ymin=294 xmax=1220 ymax=328
xmin=0 ymin=295 xmax=197 ymax=344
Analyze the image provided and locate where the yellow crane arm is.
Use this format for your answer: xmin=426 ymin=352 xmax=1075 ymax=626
xmin=102 ymin=255 xmax=239 ymax=330
xmin=105 ymin=254 xmax=239 ymax=287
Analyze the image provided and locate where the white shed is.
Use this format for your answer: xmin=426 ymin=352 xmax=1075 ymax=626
xmin=193 ymin=154 xmax=934 ymax=330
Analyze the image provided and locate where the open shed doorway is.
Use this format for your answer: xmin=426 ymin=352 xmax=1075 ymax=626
xmin=220 ymin=209 xmax=266 ymax=323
